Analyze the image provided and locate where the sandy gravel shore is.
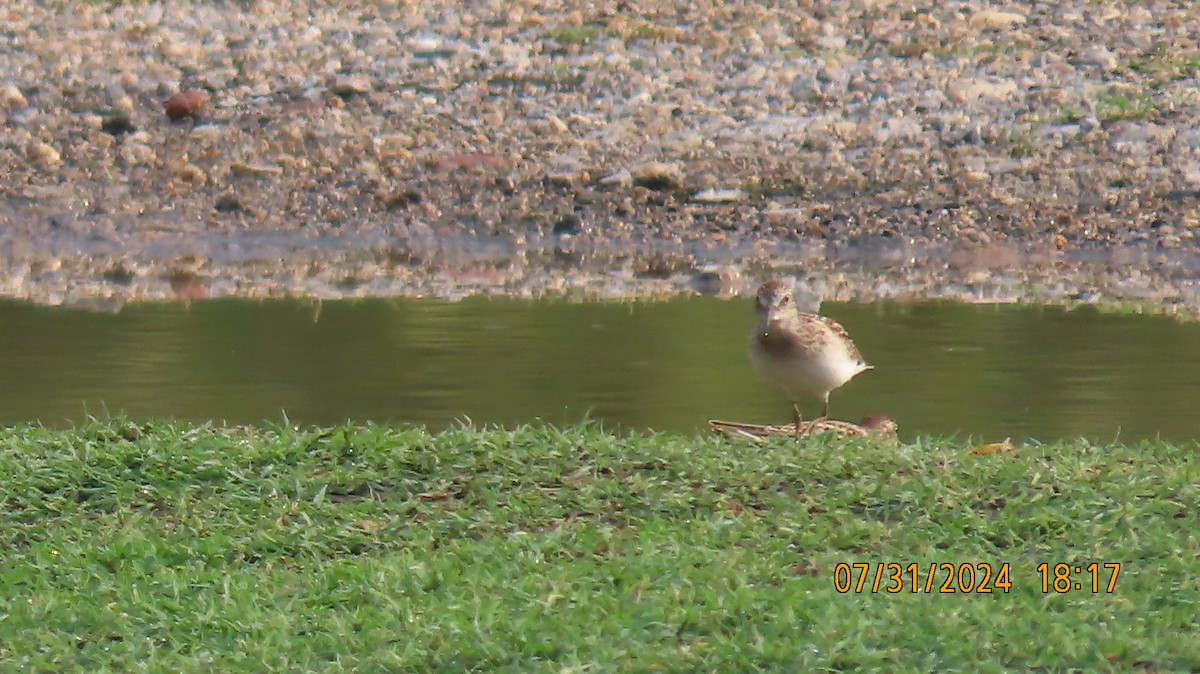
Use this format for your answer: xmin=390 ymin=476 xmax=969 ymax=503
xmin=3 ymin=1 xmax=1200 ymax=310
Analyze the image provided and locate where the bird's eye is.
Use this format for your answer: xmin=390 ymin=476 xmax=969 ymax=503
xmin=780 ymin=296 xmax=790 ymax=305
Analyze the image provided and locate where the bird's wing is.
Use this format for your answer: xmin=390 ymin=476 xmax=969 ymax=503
xmin=804 ymin=312 xmax=869 ymax=365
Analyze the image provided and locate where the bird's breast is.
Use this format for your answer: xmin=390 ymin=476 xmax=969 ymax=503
xmin=754 ymin=328 xmax=798 ymax=358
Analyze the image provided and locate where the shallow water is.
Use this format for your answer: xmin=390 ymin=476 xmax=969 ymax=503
xmin=2 ymin=297 xmax=1199 ymax=443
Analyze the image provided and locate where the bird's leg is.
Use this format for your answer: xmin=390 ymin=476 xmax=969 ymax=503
xmin=792 ymin=403 xmax=803 ymax=439
xmin=803 ymin=397 xmax=830 ymax=435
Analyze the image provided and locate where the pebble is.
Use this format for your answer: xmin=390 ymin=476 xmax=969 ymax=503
xmin=25 ymin=140 xmax=61 ymax=167
xmin=214 ymin=194 xmax=245 ymax=213
xmin=1 ymin=84 xmax=26 ymax=108
xmin=946 ymin=78 xmax=1018 ymax=103
xmin=177 ymin=164 xmax=208 ymax=184
xmin=120 ymin=142 xmax=156 ymax=166
xmin=688 ymin=268 xmax=740 ymax=297
xmin=631 ymin=162 xmax=684 ymax=191
xmin=552 ymin=214 xmax=582 ymax=235
xmin=968 ymin=10 xmax=1027 ymax=30
xmin=100 ymin=115 xmax=136 ymax=136
xmin=163 ymin=89 xmax=208 ymax=120
xmin=329 ymin=74 xmax=371 ymax=97
xmin=230 ymin=162 xmax=284 ymax=176
xmin=599 ymin=168 xmax=633 ymax=188
xmin=693 ymin=188 xmax=748 ymax=203
xmin=1074 ymin=46 xmax=1118 ymax=70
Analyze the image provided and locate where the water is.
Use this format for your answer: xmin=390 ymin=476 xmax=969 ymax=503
xmin=2 ymin=298 xmax=1199 ymax=443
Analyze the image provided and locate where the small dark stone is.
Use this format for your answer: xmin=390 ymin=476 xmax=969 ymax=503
xmin=633 ymin=175 xmax=679 ymax=191
xmin=101 ymin=263 xmax=136 ymax=285
xmin=634 ymin=252 xmax=690 ymax=278
xmin=168 ymin=270 xmax=211 ymax=302
xmin=385 ymin=246 xmax=419 ymax=266
xmin=383 ymin=189 xmax=422 ymax=210
xmin=101 ymin=115 xmax=136 ymax=136
xmin=329 ymin=75 xmax=371 ymax=99
xmin=553 ymin=214 xmax=582 ymax=235
xmin=494 ymin=176 xmax=516 ymax=194
xmin=335 ymin=275 xmax=362 ymax=290
xmin=573 ymin=189 xmax=600 ymax=205
xmin=214 ymin=194 xmax=244 ymax=213
xmin=553 ymin=246 xmax=581 ymax=266
xmin=1163 ymin=189 xmax=1200 ymax=202
xmin=689 ymin=271 xmax=724 ymax=296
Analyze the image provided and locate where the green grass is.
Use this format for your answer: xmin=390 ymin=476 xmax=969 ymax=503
xmin=542 ymin=24 xmax=603 ymax=47
xmin=1052 ymin=105 xmax=1087 ymax=125
xmin=1 ymin=420 xmax=1197 ymax=672
xmin=1004 ymin=130 xmax=1039 ymax=158
xmin=1095 ymin=87 xmax=1159 ymax=122
xmin=1121 ymin=50 xmax=1200 ymax=82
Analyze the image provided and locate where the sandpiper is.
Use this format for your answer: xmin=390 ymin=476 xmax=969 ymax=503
xmin=748 ymin=279 xmax=873 ymax=436
xmin=709 ymin=415 xmax=898 ymax=443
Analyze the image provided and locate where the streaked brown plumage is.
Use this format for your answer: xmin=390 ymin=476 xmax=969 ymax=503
xmin=748 ymin=280 xmax=872 ymax=436
xmin=709 ymin=415 xmax=898 ymax=443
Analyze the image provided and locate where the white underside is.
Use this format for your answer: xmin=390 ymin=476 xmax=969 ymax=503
xmin=749 ymin=345 xmax=870 ymax=402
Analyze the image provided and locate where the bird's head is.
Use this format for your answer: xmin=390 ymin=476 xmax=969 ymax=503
xmin=755 ymin=280 xmax=795 ymax=323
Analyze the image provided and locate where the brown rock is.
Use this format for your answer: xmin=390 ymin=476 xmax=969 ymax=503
xmin=631 ymin=161 xmax=684 ymax=191
xmin=329 ymin=74 xmax=371 ymax=98
xmin=168 ymin=269 xmax=211 ymax=302
xmin=1 ymin=84 xmax=27 ymax=109
xmin=164 ymin=89 xmax=209 ymax=121
xmin=429 ymin=152 xmax=507 ymax=172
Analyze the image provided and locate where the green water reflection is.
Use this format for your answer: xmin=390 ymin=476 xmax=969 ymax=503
xmin=2 ymin=298 xmax=1198 ymax=442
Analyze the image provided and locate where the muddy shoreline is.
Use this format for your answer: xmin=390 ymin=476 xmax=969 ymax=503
xmin=3 ymin=1 xmax=1199 ymax=311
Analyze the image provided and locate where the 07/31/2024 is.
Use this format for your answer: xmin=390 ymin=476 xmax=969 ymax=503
xmin=833 ymin=562 xmax=1121 ymax=594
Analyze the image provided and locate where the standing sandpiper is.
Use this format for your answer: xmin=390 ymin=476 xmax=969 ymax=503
xmin=748 ymin=280 xmax=873 ymax=436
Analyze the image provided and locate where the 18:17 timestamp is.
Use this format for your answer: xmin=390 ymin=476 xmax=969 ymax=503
xmin=1037 ymin=562 xmax=1121 ymax=593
